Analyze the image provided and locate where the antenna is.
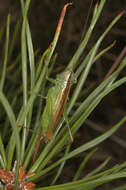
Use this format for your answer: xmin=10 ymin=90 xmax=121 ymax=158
xmin=80 ymin=0 xmax=94 ymax=42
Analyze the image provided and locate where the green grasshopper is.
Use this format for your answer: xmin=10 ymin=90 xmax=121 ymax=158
xmin=32 ymin=69 xmax=76 ymax=163
xmin=41 ymin=69 xmax=76 ymax=143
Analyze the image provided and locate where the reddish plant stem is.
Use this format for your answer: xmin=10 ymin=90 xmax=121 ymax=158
xmin=57 ymin=3 xmax=72 ymax=31
xmin=104 ymin=45 xmax=126 ymax=79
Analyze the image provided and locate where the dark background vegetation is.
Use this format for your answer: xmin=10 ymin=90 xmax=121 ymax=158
xmin=0 ymin=0 xmax=126 ymax=189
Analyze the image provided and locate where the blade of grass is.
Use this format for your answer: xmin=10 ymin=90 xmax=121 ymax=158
xmin=8 ymin=18 xmax=21 ymax=60
xmin=35 ymin=46 xmax=51 ymax=80
xmin=20 ymin=0 xmax=31 ymax=161
xmin=21 ymin=14 xmax=36 ymax=161
xmin=73 ymin=148 xmax=97 ymax=181
xmin=93 ymin=40 xmax=116 ymax=63
xmin=51 ymin=144 xmax=71 ymax=185
xmin=7 ymin=54 xmax=21 ymax=73
xmin=33 ymin=172 xmax=126 ymax=190
xmin=75 ymin=40 xmax=116 ymax=79
xmin=79 ymin=162 xmax=126 ymax=184
xmin=85 ymin=157 xmax=111 ymax=177
xmin=67 ymin=0 xmax=106 ymax=69
xmin=104 ymin=46 xmax=126 ymax=79
xmin=0 ymin=91 xmax=21 ymax=190
xmin=0 ymin=134 xmax=7 ymax=168
xmin=0 ymin=15 xmax=10 ymax=91
xmin=0 ymin=154 xmax=5 ymax=168
xmin=45 ymin=3 xmax=73 ymax=69
xmin=26 ymin=20 xmax=35 ymax=90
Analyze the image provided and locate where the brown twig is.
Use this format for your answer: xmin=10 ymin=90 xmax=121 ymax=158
xmin=104 ymin=45 xmax=126 ymax=80
xmin=57 ymin=3 xmax=72 ymax=31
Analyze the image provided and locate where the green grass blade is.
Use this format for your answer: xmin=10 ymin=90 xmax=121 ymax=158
xmin=81 ymin=172 xmax=126 ymax=189
xmin=81 ymin=162 xmax=126 ymax=183
xmin=93 ymin=40 xmax=116 ymax=63
xmin=0 ymin=134 xmax=7 ymax=168
xmin=21 ymin=9 xmax=28 ymax=160
xmin=34 ymin=172 xmax=126 ymax=190
xmin=51 ymin=144 xmax=71 ymax=185
xmin=21 ymin=20 xmax=35 ymax=162
xmin=75 ymin=40 xmax=115 ymax=79
xmin=35 ymin=46 xmax=51 ymax=81
xmin=8 ymin=18 xmax=21 ymax=60
xmin=67 ymin=0 xmax=106 ymax=69
xmin=0 ymin=15 xmax=10 ymax=91
xmin=0 ymin=154 xmax=5 ymax=168
xmin=45 ymin=3 xmax=72 ymax=68
xmin=6 ymin=133 xmax=16 ymax=168
xmin=7 ymin=54 xmax=20 ymax=73
xmin=26 ymin=18 xmax=35 ymax=90
xmin=73 ymin=148 xmax=97 ymax=181
xmin=0 ymin=91 xmax=21 ymax=169
xmin=3 ymin=92 xmax=17 ymax=138
xmin=23 ymin=122 xmax=43 ymax=168
xmin=85 ymin=157 xmax=111 ymax=178
xmin=20 ymin=0 xmax=32 ymax=161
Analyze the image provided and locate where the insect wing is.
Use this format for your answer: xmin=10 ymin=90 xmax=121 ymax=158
xmin=51 ymin=70 xmax=72 ymax=131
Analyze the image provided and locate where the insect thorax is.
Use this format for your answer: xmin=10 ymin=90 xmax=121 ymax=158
xmin=56 ymin=70 xmax=76 ymax=89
